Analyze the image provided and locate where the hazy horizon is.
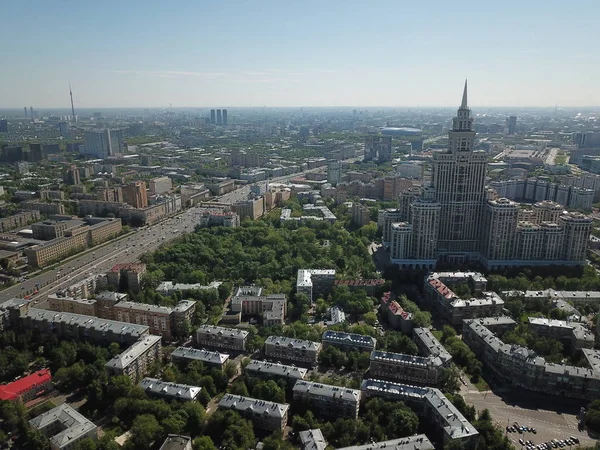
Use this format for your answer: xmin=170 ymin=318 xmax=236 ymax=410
xmin=2 ymin=0 xmax=599 ymax=109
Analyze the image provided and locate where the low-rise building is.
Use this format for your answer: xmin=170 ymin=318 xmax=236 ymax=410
xmin=106 ymin=263 xmax=146 ymax=293
xmin=29 ymin=404 xmax=97 ymax=450
xmin=292 ymin=380 xmax=361 ymax=419
xmin=0 ymin=369 xmax=53 ymax=402
xmin=218 ymin=395 xmax=289 ymax=431
xmin=369 ymin=350 xmax=446 ymax=386
xmin=245 ymin=360 xmax=308 ymax=381
xmin=473 ymin=316 xmax=517 ymax=334
xmin=195 ymin=325 xmax=249 ymax=352
xmin=528 ymin=317 xmax=594 ymax=350
xmin=361 ymin=379 xmax=479 ymax=449
xmin=299 ymin=429 xmax=327 ymax=450
xmin=156 ymin=281 xmax=222 ymax=296
xmin=171 ymin=347 xmax=230 ymax=369
xmin=113 ymin=301 xmax=174 ymax=340
xmin=159 ymin=435 xmax=192 ymax=450
xmin=264 ymin=336 xmax=322 ymax=366
xmin=198 ymin=210 xmax=240 ymax=228
xmin=322 ymin=330 xmax=377 ymax=353
xmin=139 ymin=378 xmax=201 ymax=402
xmin=104 ymin=335 xmax=162 ymax=381
xmin=412 ymin=328 xmax=452 ymax=366
xmin=336 ymin=435 xmax=434 ymax=450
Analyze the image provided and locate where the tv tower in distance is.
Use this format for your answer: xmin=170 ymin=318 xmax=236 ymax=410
xmin=69 ymin=82 xmax=76 ymax=122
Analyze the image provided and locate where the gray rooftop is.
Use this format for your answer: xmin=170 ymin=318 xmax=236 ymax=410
xmin=582 ymin=348 xmax=600 ymax=371
xmin=297 ymin=269 xmax=336 ymax=288
xmin=139 ymin=377 xmax=201 ymax=401
xmin=159 ymin=435 xmax=193 ymax=450
xmin=172 ymin=300 xmax=196 ymax=313
xmin=335 ymin=435 xmax=434 ymax=450
xmin=322 ymin=330 xmax=377 ymax=349
xmin=105 ymin=335 xmax=162 ymax=370
xmin=171 ymin=347 xmax=229 ymax=365
xmin=197 ymin=325 xmax=249 ymax=338
xmin=371 ymin=350 xmax=438 ymax=368
xmin=299 ymin=429 xmax=327 ymax=450
xmin=293 ymin=380 xmax=361 ymax=403
xmin=218 ymin=394 xmax=289 ymax=418
xmin=29 ymin=404 xmax=96 ymax=449
xmin=114 ymin=300 xmax=173 ymax=315
xmin=24 ymin=307 xmax=149 ymax=337
xmin=265 ymin=335 xmax=321 ymax=351
xmin=245 ymin=360 xmax=308 ymax=380
xmin=413 ymin=327 xmax=452 ymax=363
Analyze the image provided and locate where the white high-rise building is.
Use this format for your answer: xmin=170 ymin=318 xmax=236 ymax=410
xmin=82 ymin=129 xmax=124 ymax=159
xmin=388 ymin=82 xmax=592 ymax=269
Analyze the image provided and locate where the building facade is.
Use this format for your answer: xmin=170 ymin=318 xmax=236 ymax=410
xmin=264 ymin=336 xmax=322 ymax=365
xmin=218 ymin=395 xmax=289 ymax=431
xmin=293 ymin=380 xmax=361 ymax=419
xmin=195 ymin=325 xmax=249 ymax=352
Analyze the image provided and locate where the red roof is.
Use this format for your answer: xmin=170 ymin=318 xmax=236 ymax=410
xmin=0 ymin=369 xmax=52 ymax=401
xmin=335 ymin=279 xmax=385 ymax=287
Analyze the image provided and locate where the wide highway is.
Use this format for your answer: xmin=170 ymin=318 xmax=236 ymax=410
xmin=0 ymin=166 xmax=329 ymax=304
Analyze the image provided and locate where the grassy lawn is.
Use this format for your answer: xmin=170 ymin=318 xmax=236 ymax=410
xmin=473 ymin=377 xmax=491 ymax=391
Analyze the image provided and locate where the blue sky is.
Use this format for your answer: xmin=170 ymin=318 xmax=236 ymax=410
xmin=1 ymin=0 xmax=599 ymax=108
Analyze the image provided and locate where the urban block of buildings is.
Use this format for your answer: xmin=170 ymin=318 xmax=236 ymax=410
xmin=218 ymin=395 xmax=290 ymax=431
xmin=29 ymin=403 xmax=97 ymax=450
xmin=156 ymin=280 xmax=222 ymax=296
xmin=230 ymin=286 xmax=287 ymax=326
xmin=527 ymin=317 xmax=594 ymax=350
xmin=104 ymin=335 xmax=163 ymax=380
xmin=463 ymin=318 xmax=600 ymax=400
xmin=280 ymin=203 xmax=337 ymax=224
xmin=296 ymin=269 xmax=336 ymax=303
xmin=382 ymin=83 xmax=592 ymax=270
xmin=299 ymin=429 xmax=328 ymax=450
xmin=423 ymin=272 xmax=504 ymax=326
xmin=170 ymin=347 xmax=230 ymax=369
xmin=336 ymin=435 xmax=434 ymax=450
xmin=361 ymin=379 xmax=479 ymax=448
xmin=195 ymin=325 xmax=249 ymax=352
xmin=379 ymin=291 xmax=413 ymax=333
xmin=490 ymin=180 xmax=593 ymax=211
xmin=245 ymin=359 xmax=308 ymax=381
xmin=25 ymin=216 xmax=123 ymax=267
xmin=292 ymin=380 xmax=361 ymax=419
xmin=139 ymin=377 xmax=202 ymax=402
xmin=264 ymin=335 xmax=322 ymax=366
xmin=48 ymin=290 xmax=195 ymax=341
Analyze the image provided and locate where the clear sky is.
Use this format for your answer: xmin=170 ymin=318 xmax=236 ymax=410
xmin=1 ymin=0 xmax=599 ymax=108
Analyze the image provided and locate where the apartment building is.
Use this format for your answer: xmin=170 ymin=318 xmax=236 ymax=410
xmin=113 ymin=301 xmax=173 ymax=339
xmin=198 ymin=210 xmax=240 ymax=228
xmin=218 ymin=395 xmax=289 ymax=431
xmin=412 ymin=328 xmax=452 ymax=366
xmin=264 ymin=336 xmax=322 ymax=366
xmin=463 ymin=319 xmax=600 ymax=400
xmin=21 ymin=308 xmax=149 ymax=346
xmin=171 ymin=347 xmax=230 ymax=369
xmin=139 ymin=378 xmax=201 ymax=402
xmin=29 ymin=404 xmax=97 ymax=450
xmin=230 ymin=287 xmax=287 ymax=326
xmin=124 ymin=181 xmax=148 ymax=208
xmin=369 ymin=351 xmax=446 ymax=386
xmin=104 ymin=335 xmax=162 ymax=381
xmin=48 ymin=293 xmax=97 ymax=317
xmin=528 ymin=317 xmax=594 ymax=350
xmin=379 ymin=291 xmax=413 ymax=333
xmin=505 ymin=289 xmax=600 ymax=306
xmin=0 ymin=210 xmax=40 ymax=233
xmin=232 ymin=196 xmax=265 ymax=220
xmin=21 ymin=201 xmax=65 ymax=215
xmin=471 ymin=316 xmax=517 ymax=335
xmin=195 ymin=325 xmax=249 ymax=352
xmin=149 ymin=176 xmax=173 ymax=195
xmin=361 ymin=379 xmax=479 ymax=449
xmin=299 ymin=429 xmax=327 ymax=450
xmin=25 ymin=217 xmax=122 ymax=267
xmin=351 ymin=202 xmax=371 ymax=227
xmin=292 ymin=380 xmax=361 ymax=419
xmin=423 ymin=272 xmax=504 ymax=326
xmin=245 ymin=360 xmax=308 ymax=381
xmin=0 ymin=369 xmax=53 ymax=402
xmin=106 ymin=263 xmax=146 ymax=293
xmin=95 ymin=291 xmax=128 ymax=320
xmin=296 ymin=269 xmax=336 ymax=302
xmin=337 ymin=435 xmax=434 ymax=450
xmin=334 ymin=279 xmax=385 ymax=296
xmin=321 ymin=330 xmax=377 ymax=353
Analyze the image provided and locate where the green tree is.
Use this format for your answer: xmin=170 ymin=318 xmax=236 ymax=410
xmin=193 ymin=436 xmax=217 ymax=450
xmin=126 ymin=414 xmax=163 ymax=449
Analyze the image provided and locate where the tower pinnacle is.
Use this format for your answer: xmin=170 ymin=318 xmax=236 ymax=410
xmin=461 ymin=79 xmax=468 ymax=109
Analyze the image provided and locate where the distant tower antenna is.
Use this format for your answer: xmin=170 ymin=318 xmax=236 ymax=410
xmin=69 ymin=82 xmax=76 ymax=122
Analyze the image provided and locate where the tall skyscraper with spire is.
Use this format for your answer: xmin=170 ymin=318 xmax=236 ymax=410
xmin=69 ymin=82 xmax=76 ymax=122
xmin=385 ymin=81 xmax=592 ymax=269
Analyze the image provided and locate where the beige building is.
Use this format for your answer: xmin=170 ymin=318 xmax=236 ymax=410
xmin=232 ymin=196 xmax=265 ymax=220
xmin=230 ymin=287 xmax=286 ymax=326
xmin=351 ymin=203 xmax=371 ymax=227
xmin=195 ymin=325 xmax=249 ymax=351
xmin=48 ymin=293 xmax=97 ymax=316
xmin=106 ymin=263 xmax=146 ymax=292
xmin=123 ymin=181 xmax=148 ymax=208
xmin=25 ymin=218 xmax=122 ymax=267
xmin=105 ymin=335 xmax=163 ymax=381
xmin=292 ymin=380 xmax=361 ymax=419
xmin=149 ymin=176 xmax=173 ymax=195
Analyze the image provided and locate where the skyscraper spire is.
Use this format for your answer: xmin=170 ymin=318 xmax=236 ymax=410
xmin=69 ymin=82 xmax=76 ymax=122
xmin=461 ymin=79 xmax=468 ymax=109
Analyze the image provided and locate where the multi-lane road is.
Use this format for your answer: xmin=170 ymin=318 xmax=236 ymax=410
xmin=1 ymin=166 xmax=329 ymax=304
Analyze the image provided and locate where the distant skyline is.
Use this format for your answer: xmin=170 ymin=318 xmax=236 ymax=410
xmin=1 ymin=0 xmax=599 ymax=108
